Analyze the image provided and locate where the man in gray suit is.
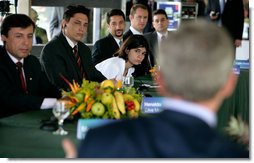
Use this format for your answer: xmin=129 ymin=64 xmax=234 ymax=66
xmin=144 ymin=9 xmax=169 ymax=66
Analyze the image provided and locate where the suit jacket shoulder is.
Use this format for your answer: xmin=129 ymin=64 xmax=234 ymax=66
xmin=92 ymin=34 xmax=119 ymax=65
xmin=78 ymin=110 xmax=249 ymax=158
xmin=144 ymin=31 xmax=158 ymax=48
xmin=123 ymin=29 xmax=133 ymax=40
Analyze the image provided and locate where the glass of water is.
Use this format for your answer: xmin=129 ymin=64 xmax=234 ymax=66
xmin=123 ymin=76 xmax=134 ymax=93
xmin=52 ymin=100 xmax=70 ymax=135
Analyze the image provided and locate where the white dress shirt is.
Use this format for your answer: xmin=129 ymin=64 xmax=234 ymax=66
xmin=95 ymin=57 xmax=135 ymax=81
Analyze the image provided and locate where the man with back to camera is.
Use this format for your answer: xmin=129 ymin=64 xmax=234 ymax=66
xmin=144 ymin=9 xmax=170 ymax=67
xmin=0 ymin=14 xmax=60 ymax=118
xmin=40 ymin=5 xmax=106 ymax=91
xmin=62 ymin=19 xmax=248 ymax=158
xmin=91 ymin=9 xmax=126 ymax=65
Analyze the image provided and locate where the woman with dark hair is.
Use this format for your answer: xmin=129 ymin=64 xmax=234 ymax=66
xmin=95 ymin=34 xmax=149 ymax=80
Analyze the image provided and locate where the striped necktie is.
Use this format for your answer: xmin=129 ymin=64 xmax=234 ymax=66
xmin=73 ymin=45 xmax=86 ymax=79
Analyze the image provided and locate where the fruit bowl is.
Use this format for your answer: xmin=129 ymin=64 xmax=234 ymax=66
xmin=60 ymin=78 xmax=142 ymax=119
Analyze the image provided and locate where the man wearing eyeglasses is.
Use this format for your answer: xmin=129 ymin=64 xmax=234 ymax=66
xmin=144 ymin=9 xmax=169 ymax=67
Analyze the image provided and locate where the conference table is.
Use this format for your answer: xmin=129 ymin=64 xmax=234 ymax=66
xmin=0 ymin=70 xmax=249 ymax=158
xmin=0 ymin=110 xmax=79 ymax=158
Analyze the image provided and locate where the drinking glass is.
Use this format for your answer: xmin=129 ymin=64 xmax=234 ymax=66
xmin=52 ymin=101 xmax=70 ymax=135
xmin=123 ymin=76 xmax=134 ymax=88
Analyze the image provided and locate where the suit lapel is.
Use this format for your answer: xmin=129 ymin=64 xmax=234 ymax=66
xmin=1 ymin=47 xmax=24 ymax=91
xmin=108 ymin=34 xmax=120 ymax=49
xmin=59 ymin=33 xmax=83 ymax=80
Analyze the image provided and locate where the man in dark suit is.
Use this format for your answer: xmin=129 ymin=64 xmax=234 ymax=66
xmin=92 ymin=9 xmax=126 ymax=65
xmin=144 ymin=9 xmax=169 ymax=67
xmin=123 ymin=4 xmax=148 ymax=40
xmin=40 ymin=5 xmax=106 ymax=91
xmin=62 ymin=20 xmax=248 ymax=158
xmin=123 ymin=4 xmax=151 ymax=76
xmin=206 ymin=0 xmax=244 ymax=48
xmin=0 ymin=14 xmax=60 ymax=118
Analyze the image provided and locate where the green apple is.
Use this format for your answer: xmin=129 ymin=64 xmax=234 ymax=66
xmin=74 ymin=93 xmax=84 ymax=102
xmin=91 ymin=102 xmax=105 ymax=116
xmin=101 ymin=92 xmax=113 ymax=105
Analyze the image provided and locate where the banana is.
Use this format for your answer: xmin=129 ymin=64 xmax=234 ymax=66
xmin=123 ymin=94 xmax=134 ymax=101
xmin=112 ymin=97 xmax=120 ymax=119
xmin=114 ymin=91 xmax=126 ymax=114
xmin=133 ymin=99 xmax=140 ymax=112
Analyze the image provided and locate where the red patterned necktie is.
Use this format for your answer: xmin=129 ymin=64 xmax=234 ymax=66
xmin=16 ymin=62 xmax=27 ymax=93
xmin=73 ymin=45 xmax=86 ymax=79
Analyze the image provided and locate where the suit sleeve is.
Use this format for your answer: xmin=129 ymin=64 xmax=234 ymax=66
xmin=82 ymin=46 xmax=107 ymax=82
xmin=40 ymin=43 xmax=71 ymax=90
xmin=233 ymin=0 xmax=244 ymax=40
xmin=91 ymin=41 xmax=102 ymax=65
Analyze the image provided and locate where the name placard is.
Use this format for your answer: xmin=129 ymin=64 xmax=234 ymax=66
xmin=234 ymin=60 xmax=249 ymax=69
xmin=141 ymin=97 xmax=164 ymax=114
xmin=233 ymin=64 xmax=240 ymax=75
xmin=77 ymin=119 xmax=116 ymax=139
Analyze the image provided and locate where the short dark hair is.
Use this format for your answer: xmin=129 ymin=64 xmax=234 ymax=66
xmin=1 ymin=14 xmax=35 ymax=36
xmin=114 ymin=34 xmax=149 ymax=60
xmin=63 ymin=5 xmax=90 ymax=22
xmin=153 ymin=9 xmax=168 ymax=20
xmin=106 ymin=9 xmax=125 ymax=24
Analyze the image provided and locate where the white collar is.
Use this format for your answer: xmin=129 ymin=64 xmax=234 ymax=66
xmin=64 ymin=34 xmax=77 ymax=48
xmin=157 ymin=31 xmax=168 ymax=39
xmin=7 ymin=51 xmax=24 ymax=64
xmin=162 ymin=98 xmax=217 ymax=128
xmin=113 ymin=37 xmax=122 ymax=47
xmin=130 ymin=26 xmax=143 ymax=35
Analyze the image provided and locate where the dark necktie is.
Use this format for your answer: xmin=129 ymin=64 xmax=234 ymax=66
xmin=119 ymin=40 xmax=123 ymax=47
xmin=161 ymin=35 xmax=166 ymax=41
xmin=73 ymin=45 xmax=86 ymax=79
xmin=16 ymin=62 xmax=27 ymax=93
